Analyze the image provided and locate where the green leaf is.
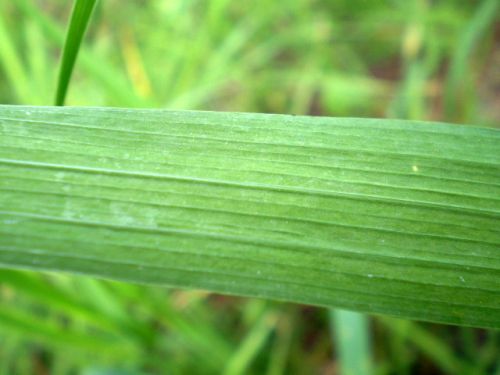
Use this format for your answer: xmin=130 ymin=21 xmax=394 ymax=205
xmin=0 ymin=105 xmax=499 ymax=329
xmin=55 ymin=0 xmax=97 ymax=106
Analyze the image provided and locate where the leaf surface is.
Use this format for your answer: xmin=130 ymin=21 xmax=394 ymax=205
xmin=1 ymin=106 xmax=499 ymax=328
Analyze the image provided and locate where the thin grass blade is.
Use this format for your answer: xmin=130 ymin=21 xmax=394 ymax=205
xmin=55 ymin=0 xmax=97 ymax=106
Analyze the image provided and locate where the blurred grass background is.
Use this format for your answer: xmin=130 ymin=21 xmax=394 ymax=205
xmin=0 ymin=0 xmax=499 ymax=374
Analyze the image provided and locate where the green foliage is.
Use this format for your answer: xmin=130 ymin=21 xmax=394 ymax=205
xmin=0 ymin=0 xmax=498 ymax=374
xmin=444 ymin=0 xmax=499 ymax=121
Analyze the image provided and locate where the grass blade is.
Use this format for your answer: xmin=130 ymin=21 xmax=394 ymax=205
xmin=330 ymin=310 xmax=372 ymax=375
xmin=55 ymin=0 xmax=97 ymax=106
xmin=224 ymin=309 xmax=278 ymax=375
xmin=16 ymin=0 xmax=149 ymax=107
xmin=0 ymin=105 xmax=499 ymax=329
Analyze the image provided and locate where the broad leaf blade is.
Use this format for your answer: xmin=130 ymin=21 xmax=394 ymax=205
xmin=0 ymin=106 xmax=499 ymax=328
xmin=55 ymin=0 xmax=97 ymax=106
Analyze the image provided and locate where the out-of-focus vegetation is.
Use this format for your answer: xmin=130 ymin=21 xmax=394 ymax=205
xmin=0 ymin=0 xmax=498 ymax=374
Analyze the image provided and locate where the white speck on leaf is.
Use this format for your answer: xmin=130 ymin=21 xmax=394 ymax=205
xmin=412 ymin=165 xmax=419 ymax=172
xmin=367 ymin=274 xmax=374 ymax=278
xmin=459 ymin=276 xmax=465 ymax=283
